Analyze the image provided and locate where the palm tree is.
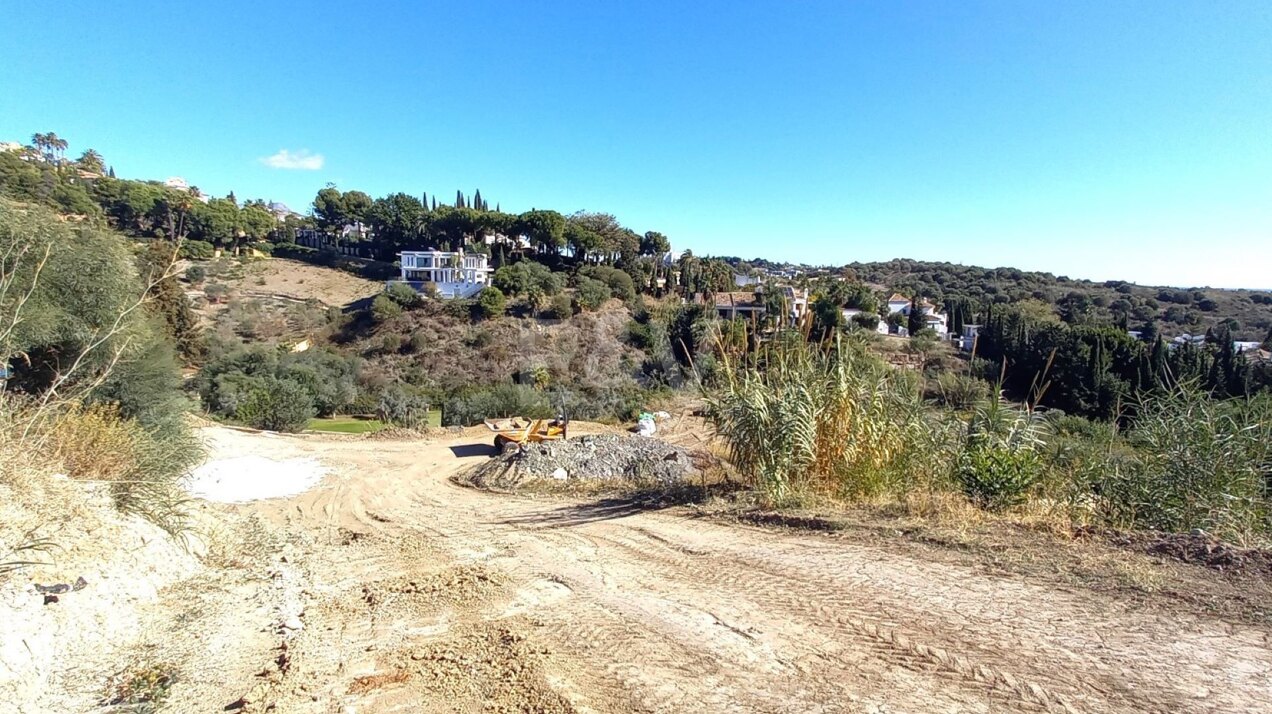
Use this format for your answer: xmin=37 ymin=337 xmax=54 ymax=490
xmin=78 ymin=149 xmax=104 ymax=174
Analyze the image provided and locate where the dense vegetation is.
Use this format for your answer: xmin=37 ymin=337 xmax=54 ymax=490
xmin=709 ymin=334 xmax=1272 ymax=543
xmin=0 ymin=199 xmax=198 ymax=533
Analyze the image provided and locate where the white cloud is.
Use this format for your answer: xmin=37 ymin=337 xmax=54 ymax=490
xmin=260 ymin=149 xmax=324 ymax=170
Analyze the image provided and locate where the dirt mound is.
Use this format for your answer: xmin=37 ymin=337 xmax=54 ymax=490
xmin=463 ymin=434 xmax=704 ymax=490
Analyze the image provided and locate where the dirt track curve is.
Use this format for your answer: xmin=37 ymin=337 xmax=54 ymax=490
xmin=188 ymin=426 xmax=1271 ymax=714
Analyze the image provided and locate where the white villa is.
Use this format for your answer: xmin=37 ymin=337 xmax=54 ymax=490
xmin=841 ymin=307 xmax=890 ymax=335
xmin=886 ymin=293 xmax=949 ymax=336
xmin=391 ymin=250 xmax=493 ymax=299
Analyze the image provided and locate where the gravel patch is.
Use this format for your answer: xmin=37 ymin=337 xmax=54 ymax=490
xmin=463 ymin=434 xmax=703 ymax=490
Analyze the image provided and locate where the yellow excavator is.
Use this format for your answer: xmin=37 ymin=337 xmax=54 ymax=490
xmin=484 ymin=415 xmax=569 ymax=450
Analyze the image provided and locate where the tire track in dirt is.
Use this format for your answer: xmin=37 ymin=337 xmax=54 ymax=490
xmin=202 ymin=426 xmax=1272 ymax=714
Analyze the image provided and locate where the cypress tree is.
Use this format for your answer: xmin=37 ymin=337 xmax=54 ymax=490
xmin=456 ymin=190 xmax=464 ymax=209
xmin=108 ymin=165 xmax=116 ymax=178
xmin=431 ymin=196 xmax=437 ymax=211
xmin=474 ymin=189 xmax=483 ymax=211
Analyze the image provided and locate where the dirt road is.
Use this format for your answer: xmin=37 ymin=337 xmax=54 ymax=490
xmin=171 ymin=426 xmax=1271 ymax=714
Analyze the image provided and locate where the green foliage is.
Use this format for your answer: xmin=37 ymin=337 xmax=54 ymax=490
xmin=375 ymin=385 xmax=433 ymax=428
xmin=706 ymin=335 xmax=948 ymax=503
xmin=475 ymin=286 xmax=507 ymax=319
xmin=384 ymin=281 xmax=422 ymax=309
xmin=1086 ymin=385 xmax=1272 ymax=539
xmin=179 ymin=239 xmax=214 ymax=260
xmin=183 ymin=265 xmax=206 ymax=284
xmin=197 ymin=345 xmax=361 ymax=421
xmin=236 ymin=377 xmax=316 ymax=432
xmin=929 ymin=372 xmax=990 ymax=410
xmin=574 ymin=276 xmax=611 ymax=311
xmin=442 ymin=384 xmax=552 ymax=426
xmin=492 ymin=261 xmax=564 ymax=302
xmin=579 ymin=265 xmax=636 ymax=303
xmin=956 ymin=397 xmax=1046 ymax=510
xmin=548 ymin=293 xmax=575 ymax=319
xmin=371 ymin=294 xmax=403 ymax=323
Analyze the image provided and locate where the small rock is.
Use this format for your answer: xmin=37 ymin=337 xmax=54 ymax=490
xmin=283 ymin=616 xmax=304 ymax=631
xmin=550 ymin=467 xmax=568 ymax=481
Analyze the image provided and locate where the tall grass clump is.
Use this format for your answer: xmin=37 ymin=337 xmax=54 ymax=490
xmin=1089 ymin=385 xmax=1271 ymax=541
xmin=706 ymin=333 xmax=952 ymax=504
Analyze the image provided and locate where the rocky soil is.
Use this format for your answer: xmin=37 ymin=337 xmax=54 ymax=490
xmin=462 ymin=433 xmax=707 ymax=490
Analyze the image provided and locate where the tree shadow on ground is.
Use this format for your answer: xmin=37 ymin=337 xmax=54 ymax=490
xmin=497 ymin=483 xmax=744 ymax=530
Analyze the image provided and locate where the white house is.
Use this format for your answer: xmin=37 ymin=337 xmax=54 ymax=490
xmin=886 ymin=293 xmax=912 ymax=315
xmin=958 ymin=324 xmax=981 ymax=352
xmin=886 ymin=293 xmax=949 ymax=336
xmin=734 ymin=273 xmax=763 ymax=288
xmin=391 ymin=250 xmax=493 ymax=299
xmin=841 ymin=307 xmax=889 ymax=335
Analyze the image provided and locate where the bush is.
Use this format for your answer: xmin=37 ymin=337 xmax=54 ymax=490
xmin=371 ymin=294 xmax=403 ymax=323
xmin=204 ymin=283 xmax=230 ymax=303
xmin=492 ymin=261 xmax=564 ymax=301
xmin=929 ymin=372 xmax=990 ymax=410
xmin=443 ymin=384 xmax=552 ymax=426
xmin=179 ymin=239 xmax=215 ymax=260
xmin=476 ymin=286 xmax=507 ymax=319
xmin=1089 ymin=386 xmax=1272 ymax=539
xmin=955 ymin=398 xmax=1046 ymax=510
xmin=375 ymin=385 xmax=432 ymax=428
xmin=580 ymin=265 xmax=637 ymax=303
xmin=574 ymin=276 xmax=611 ymax=311
xmin=236 ymin=377 xmax=315 ymax=432
xmin=385 ymin=282 xmax=421 ymax=309
xmin=184 ymin=265 xmax=206 ymax=284
xmin=548 ymin=293 xmax=574 ymax=319
xmin=625 ymin=320 xmax=654 ymax=350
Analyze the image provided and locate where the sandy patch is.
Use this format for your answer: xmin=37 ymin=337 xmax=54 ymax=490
xmin=187 ymin=455 xmax=330 ymax=503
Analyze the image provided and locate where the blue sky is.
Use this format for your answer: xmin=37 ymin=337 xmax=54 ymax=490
xmin=2 ymin=1 xmax=1269 ymax=288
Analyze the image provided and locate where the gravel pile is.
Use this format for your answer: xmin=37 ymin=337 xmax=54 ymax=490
xmin=464 ymin=433 xmax=702 ymax=490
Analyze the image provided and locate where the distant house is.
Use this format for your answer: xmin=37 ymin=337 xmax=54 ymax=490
xmin=886 ymin=293 xmax=911 ymax=315
xmin=886 ymin=294 xmax=949 ymax=336
xmin=772 ymin=286 xmax=810 ymax=323
xmin=164 ymin=176 xmax=190 ymax=191
xmin=734 ymin=273 xmax=763 ymax=288
xmin=1234 ymin=341 xmax=1262 ymax=354
xmin=958 ymin=324 xmax=981 ymax=352
xmin=390 ymin=250 xmax=493 ymax=299
xmin=841 ymin=307 xmax=889 ymax=335
xmin=705 ymin=291 xmax=767 ymax=321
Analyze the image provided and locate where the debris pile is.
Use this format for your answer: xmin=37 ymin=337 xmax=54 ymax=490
xmin=463 ymin=433 xmax=704 ymax=490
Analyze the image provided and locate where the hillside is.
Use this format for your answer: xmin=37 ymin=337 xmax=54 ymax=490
xmin=726 ymin=257 xmax=1272 ymax=342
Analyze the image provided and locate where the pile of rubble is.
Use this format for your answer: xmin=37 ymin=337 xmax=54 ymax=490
xmin=463 ymin=433 xmax=705 ymax=490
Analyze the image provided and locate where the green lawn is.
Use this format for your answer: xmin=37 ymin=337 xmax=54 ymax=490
xmin=308 ymin=416 xmax=385 ymax=434
xmin=308 ymin=409 xmax=441 ymax=434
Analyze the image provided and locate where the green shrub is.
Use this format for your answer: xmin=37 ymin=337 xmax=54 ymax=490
xmin=625 ymin=320 xmax=654 ymax=350
xmin=379 ymin=333 xmax=403 ymax=353
xmin=955 ymin=398 xmax=1046 ymax=510
xmin=1090 ymin=385 xmax=1272 ymax=539
xmin=236 ymin=377 xmax=315 ymax=432
xmin=579 ymin=265 xmax=636 ymax=303
xmin=184 ymin=265 xmax=206 ymax=284
xmin=179 ymin=239 xmax=215 ymax=260
xmin=574 ymin=276 xmax=611 ymax=311
xmin=476 ymin=286 xmax=507 ymax=319
xmin=548 ymin=293 xmax=574 ymax=319
xmin=375 ymin=385 xmax=432 ymax=428
xmin=371 ymin=294 xmax=402 ymax=323
xmin=442 ymin=384 xmax=552 ymax=426
xmin=385 ymin=282 xmax=421 ymax=308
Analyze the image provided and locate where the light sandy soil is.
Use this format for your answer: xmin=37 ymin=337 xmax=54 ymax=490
xmin=223 ymin=258 xmax=384 ymax=308
xmin=124 ymin=425 xmax=1272 ymax=714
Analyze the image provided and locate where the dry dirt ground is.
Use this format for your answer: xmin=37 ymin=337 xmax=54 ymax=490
xmin=16 ymin=425 xmax=1270 ymax=713
xmin=110 ymin=426 xmax=1267 ymax=714
xmin=226 ymin=259 xmax=384 ymax=307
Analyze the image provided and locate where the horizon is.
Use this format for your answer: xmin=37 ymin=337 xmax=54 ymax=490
xmin=2 ymin=1 xmax=1269 ymax=290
